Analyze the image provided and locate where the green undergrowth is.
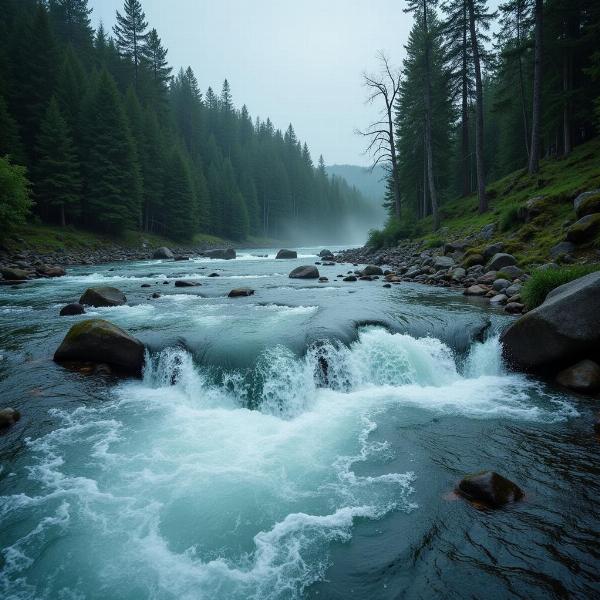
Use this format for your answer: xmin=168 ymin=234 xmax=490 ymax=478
xmin=370 ymin=137 xmax=600 ymax=265
xmin=521 ymin=264 xmax=600 ymax=309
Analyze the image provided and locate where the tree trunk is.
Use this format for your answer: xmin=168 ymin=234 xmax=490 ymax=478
xmin=467 ymin=0 xmax=487 ymax=213
xmin=529 ymin=0 xmax=543 ymax=174
xmin=387 ymin=103 xmax=402 ymax=218
xmin=517 ymin=5 xmax=530 ymax=160
xmin=461 ymin=6 xmax=470 ymax=197
xmin=60 ymin=204 xmax=66 ymax=227
xmin=422 ymin=0 xmax=440 ymax=230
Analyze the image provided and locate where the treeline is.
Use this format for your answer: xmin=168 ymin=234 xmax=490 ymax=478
xmin=0 ymin=0 xmax=371 ymax=242
xmin=367 ymin=0 xmax=600 ymax=237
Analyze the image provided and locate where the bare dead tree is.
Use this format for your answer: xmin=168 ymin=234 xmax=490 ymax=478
xmin=356 ymin=52 xmax=402 ymax=219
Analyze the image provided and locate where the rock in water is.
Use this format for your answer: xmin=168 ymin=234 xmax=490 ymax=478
xmin=228 ymin=288 xmax=255 ymax=297
xmin=276 ymin=249 xmax=298 ymax=259
xmin=361 ymin=265 xmax=384 ymax=276
xmin=152 ymin=247 xmax=174 ymax=259
xmin=174 ymin=280 xmax=201 ymax=287
xmin=37 ymin=265 xmax=66 ymax=277
xmin=0 ymin=408 xmax=20 ymax=428
xmin=203 ymin=248 xmax=236 ymax=260
xmin=60 ymin=303 xmax=86 ymax=316
xmin=501 ymin=271 xmax=600 ymax=371
xmin=319 ymin=249 xmax=334 ymax=258
xmin=556 ymin=360 xmax=600 ymax=394
xmin=79 ymin=286 xmax=126 ymax=307
xmin=0 ymin=267 xmax=29 ymax=281
xmin=457 ymin=471 xmax=524 ymax=508
xmin=289 ymin=266 xmax=319 ymax=279
xmin=54 ymin=319 xmax=145 ymax=376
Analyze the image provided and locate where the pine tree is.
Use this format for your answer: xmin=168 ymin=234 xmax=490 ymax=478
xmin=142 ymin=28 xmax=172 ymax=109
xmin=48 ymin=0 xmax=93 ymax=56
xmin=113 ymin=0 xmax=149 ymax=89
xmin=0 ymin=155 xmax=31 ymax=237
xmin=35 ymin=97 xmax=81 ymax=225
xmin=80 ymin=70 xmax=141 ymax=232
xmin=0 ymin=94 xmax=24 ymax=162
xmin=163 ymin=147 xmax=196 ymax=241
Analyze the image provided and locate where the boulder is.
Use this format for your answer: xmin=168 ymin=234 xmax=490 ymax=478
xmin=276 ymin=249 xmax=298 ymax=259
xmin=505 ymin=284 xmax=522 ymax=297
xmin=462 ymin=253 xmax=485 ymax=268
xmin=289 ymin=265 xmax=319 ymax=279
xmin=501 ymin=271 xmax=600 ymax=371
xmin=574 ymin=190 xmax=600 ymax=218
xmin=54 ymin=319 xmax=145 ymax=376
xmin=433 ymin=256 xmax=454 ymax=269
xmin=0 ymin=408 xmax=20 ymax=428
xmin=60 ymin=303 xmax=85 ymax=317
xmin=141 ymin=283 xmax=151 ymax=288
xmin=480 ymin=223 xmax=496 ymax=240
xmin=383 ymin=283 xmax=392 ymax=288
xmin=566 ymin=214 xmax=600 ymax=244
xmin=487 ymin=253 xmax=517 ymax=271
xmin=37 ymin=265 xmax=66 ymax=277
xmin=319 ymin=277 xmax=329 ymax=282
xmin=151 ymin=292 xmax=161 ymax=299
xmin=451 ymin=267 xmax=466 ymax=282
xmin=555 ymin=359 xmax=600 ymax=394
xmin=549 ymin=242 xmax=576 ymax=260
xmin=464 ymin=285 xmax=487 ymax=296
xmin=174 ymin=280 xmax=200 ymax=287
xmin=79 ymin=286 xmax=126 ymax=307
xmin=208 ymin=272 xmax=220 ymax=277
xmin=153 ymin=247 xmax=174 ymax=259
xmin=457 ymin=471 xmax=524 ymax=508
xmin=362 ymin=265 xmax=384 ymax=276
xmin=498 ymin=265 xmax=524 ymax=280
xmin=490 ymin=294 xmax=508 ymax=305
xmin=0 ymin=267 xmax=29 ymax=280
xmin=493 ymin=278 xmax=510 ymax=292
xmin=343 ymin=275 xmax=357 ymax=282
xmin=319 ymin=249 xmax=334 ymax=258
xmin=228 ymin=288 xmax=255 ymax=297
xmin=444 ymin=241 xmax=471 ymax=255
xmin=204 ymin=248 xmax=236 ymax=260
xmin=505 ymin=302 xmax=525 ymax=314
xmin=174 ymin=255 xmax=190 ymax=261
xmin=483 ymin=242 xmax=504 ymax=261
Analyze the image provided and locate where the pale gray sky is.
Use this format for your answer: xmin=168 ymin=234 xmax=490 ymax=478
xmin=90 ymin=0 xmax=415 ymax=166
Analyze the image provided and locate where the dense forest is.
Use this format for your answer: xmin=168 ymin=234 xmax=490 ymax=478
xmin=363 ymin=0 xmax=600 ymax=241
xmin=0 ymin=0 xmax=373 ymax=242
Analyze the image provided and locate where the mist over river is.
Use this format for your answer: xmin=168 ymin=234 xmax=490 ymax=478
xmin=0 ymin=247 xmax=598 ymax=600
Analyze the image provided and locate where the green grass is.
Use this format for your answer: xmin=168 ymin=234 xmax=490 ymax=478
xmin=521 ymin=264 xmax=600 ymax=309
xmin=405 ymin=137 xmax=600 ymax=266
xmin=2 ymin=223 xmax=230 ymax=254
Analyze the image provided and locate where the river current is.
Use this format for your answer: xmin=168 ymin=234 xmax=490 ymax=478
xmin=0 ymin=247 xmax=598 ymax=599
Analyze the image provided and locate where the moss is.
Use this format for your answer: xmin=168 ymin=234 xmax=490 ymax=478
xmin=423 ymin=236 xmax=445 ymax=249
xmin=576 ymin=193 xmax=600 ymax=217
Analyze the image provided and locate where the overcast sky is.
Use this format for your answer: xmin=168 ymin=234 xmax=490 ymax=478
xmin=89 ymin=0 xmax=420 ymax=166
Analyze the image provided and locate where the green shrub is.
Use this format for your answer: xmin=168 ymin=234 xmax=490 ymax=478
xmin=367 ymin=216 xmax=417 ymax=249
xmin=499 ymin=202 xmax=521 ymax=232
xmin=0 ymin=155 xmax=31 ymax=238
xmin=521 ymin=264 xmax=600 ymax=309
xmin=424 ymin=236 xmax=444 ymax=249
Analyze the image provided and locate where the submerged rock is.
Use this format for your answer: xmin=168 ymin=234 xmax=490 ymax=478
xmin=0 ymin=407 xmax=20 ymax=429
xmin=457 ymin=471 xmax=524 ymax=508
xmin=152 ymin=247 xmax=174 ymax=259
xmin=501 ymin=271 xmax=600 ymax=371
xmin=175 ymin=280 xmax=201 ymax=287
xmin=204 ymin=248 xmax=236 ymax=260
xmin=79 ymin=286 xmax=126 ymax=307
xmin=228 ymin=288 xmax=255 ymax=297
xmin=276 ymin=249 xmax=298 ymax=259
xmin=556 ymin=359 xmax=600 ymax=394
xmin=289 ymin=265 xmax=319 ymax=279
xmin=54 ymin=319 xmax=145 ymax=376
xmin=464 ymin=285 xmax=487 ymax=296
xmin=343 ymin=275 xmax=357 ymax=282
xmin=60 ymin=303 xmax=85 ymax=317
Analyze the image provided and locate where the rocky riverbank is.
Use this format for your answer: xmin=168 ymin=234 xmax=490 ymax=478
xmin=333 ymin=238 xmax=531 ymax=314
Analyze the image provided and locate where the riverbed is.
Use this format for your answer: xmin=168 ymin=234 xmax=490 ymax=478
xmin=0 ymin=247 xmax=598 ymax=599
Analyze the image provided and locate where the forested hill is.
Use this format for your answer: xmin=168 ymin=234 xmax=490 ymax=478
xmin=0 ymin=0 xmax=372 ymax=243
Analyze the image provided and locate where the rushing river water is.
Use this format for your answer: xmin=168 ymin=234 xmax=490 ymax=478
xmin=0 ymin=247 xmax=598 ymax=600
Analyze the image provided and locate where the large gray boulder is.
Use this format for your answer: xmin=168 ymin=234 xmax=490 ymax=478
xmin=79 ymin=286 xmax=126 ymax=307
xmin=276 ymin=249 xmax=298 ymax=259
xmin=501 ymin=271 xmax=600 ymax=371
xmin=487 ymin=253 xmax=517 ymax=271
xmin=362 ymin=265 xmax=384 ymax=276
xmin=566 ymin=214 xmax=600 ymax=244
xmin=0 ymin=267 xmax=29 ymax=280
xmin=433 ymin=256 xmax=454 ymax=269
xmin=289 ymin=265 xmax=320 ymax=279
xmin=203 ymin=248 xmax=236 ymax=260
xmin=152 ymin=247 xmax=174 ymax=259
xmin=54 ymin=319 xmax=145 ymax=376
xmin=574 ymin=190 xmax=600 ymax=218
xmin=319 ymin=249 xmax=334 ymax=258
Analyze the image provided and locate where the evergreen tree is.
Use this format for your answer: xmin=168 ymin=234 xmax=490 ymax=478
xmin=48 ymin=0 xmax=93 ymax=56
xmin=80 ymin=69 xmax=141 ymax=232
xmin=113 ymin=0 xmax=148 ymax=89
xmin=142 ymin=28 xmax=172 ymax=109
xmin=0 ymin=155 xmax=31 ymax=237
xmin=35 ymin=97 xmax=81 ymax=225
xmin=163 ymin=146 xmax=196 ymax=240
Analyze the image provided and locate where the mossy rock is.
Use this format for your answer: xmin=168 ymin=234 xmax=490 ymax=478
xmin=54 ymin=319 xmax=145 ymax=376
xmin=574 ymin=192 xmax=600 ymax=218
xmin=566 ymin=214 xmax=600 ymax=244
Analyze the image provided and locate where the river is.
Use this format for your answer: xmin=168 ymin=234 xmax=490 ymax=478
xmin=0 ymin=247 xmax=598 ymax=599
